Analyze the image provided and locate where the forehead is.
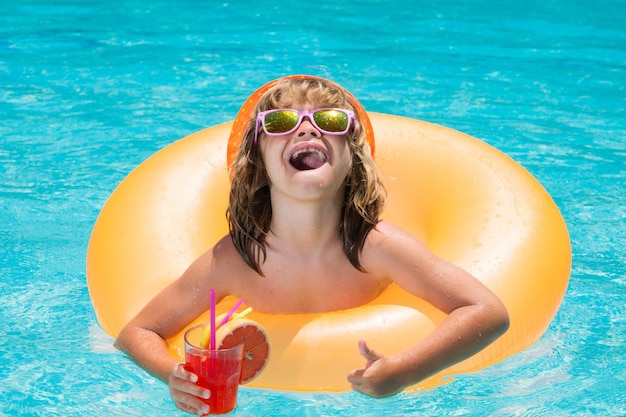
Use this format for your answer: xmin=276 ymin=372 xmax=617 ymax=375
xmin=275 ymin=90 xmax=324 ymax=108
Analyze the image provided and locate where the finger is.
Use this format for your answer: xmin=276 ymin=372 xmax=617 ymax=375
xmin=173 ymin=362 xmax=198 ymax=383
xmin=171 ymin=364 xmax=211 ymax=399
xmin=346 ymin=367 xmax=365 ymax=385
xmin=170 ymin=364 xmax=211 ymax=404
xmin=358 ymin=339 xmax=379 ymax=362
xmin=349 ymin=373 xmax=370 ymax=395
xmin=173 ymin=395 xmax=210 ymax=416
xmin=176 ymin=380 xmax=211 ymax=399
xmin=171 ymin=385 xmax=211 ymax=415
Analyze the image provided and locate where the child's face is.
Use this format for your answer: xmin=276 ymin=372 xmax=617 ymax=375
xmin=258 ymin=98 xmax=352 ymax=202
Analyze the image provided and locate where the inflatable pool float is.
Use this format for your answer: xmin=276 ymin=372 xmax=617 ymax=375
xmin=87 ymin=81 xmax=571 ymax=392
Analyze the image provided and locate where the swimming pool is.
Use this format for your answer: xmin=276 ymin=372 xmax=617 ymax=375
xmin=1 ymin=0 xmax=624 ymax=415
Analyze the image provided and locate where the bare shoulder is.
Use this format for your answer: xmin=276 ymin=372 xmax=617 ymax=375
xmin=362 ymin=220 xmax=447 ymax=297
xmin=363 ymin=220 xmax=433 ymax=268
xmin=185 ymin=235 xmax=252 ymax=295
xmin=364 ymin=220 xmax=504 ymax=314
xmin=367 ymin=220 xmax=417 ymax=241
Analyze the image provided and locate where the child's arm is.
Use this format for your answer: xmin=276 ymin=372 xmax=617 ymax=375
xmin=348 ymin=221 xmax=510 ymax=397
xmin=114 ymin=249 xmax=218 ymax=414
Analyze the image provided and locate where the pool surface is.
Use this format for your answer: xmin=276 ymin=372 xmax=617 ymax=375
xmin=1 ymin=0 xmax=624 ymax=416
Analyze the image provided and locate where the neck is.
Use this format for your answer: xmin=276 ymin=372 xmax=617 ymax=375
xmin=266 ymin=194 xmax=343 ymax=253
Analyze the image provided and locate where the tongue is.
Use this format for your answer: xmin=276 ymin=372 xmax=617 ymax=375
xmin=291 ymin=152 xmax=326 ymax=171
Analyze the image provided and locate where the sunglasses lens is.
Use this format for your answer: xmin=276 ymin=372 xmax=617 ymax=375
xmin=313 ymin=110 xmax=349 ymax=133
xmin=264 ymin=110 xmax=300 ymax=134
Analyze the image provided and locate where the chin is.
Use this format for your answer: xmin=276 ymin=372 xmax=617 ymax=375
xmin=289 ymin=167 xmax=346 ymax=195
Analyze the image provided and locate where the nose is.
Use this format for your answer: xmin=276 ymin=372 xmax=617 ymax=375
xmin=296 ymin=116 xmax=321 ymax=138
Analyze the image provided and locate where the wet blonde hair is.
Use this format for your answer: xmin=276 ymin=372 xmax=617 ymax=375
xmin=227 ymin=78 xmax=386 ymax=275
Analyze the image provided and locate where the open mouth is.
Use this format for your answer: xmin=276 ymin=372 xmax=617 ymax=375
xmin=289 ymin=147 xmax=329 ymax=171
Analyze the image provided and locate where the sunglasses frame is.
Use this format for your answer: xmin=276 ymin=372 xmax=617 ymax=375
xmin=254 ymin=108 xmax=355 ymax=143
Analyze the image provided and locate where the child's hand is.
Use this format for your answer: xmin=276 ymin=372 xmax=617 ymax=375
xmin=168 ymin=363 xmax=211 ymax=416
xmin=347 ymin=339 xmax=406 ymax=398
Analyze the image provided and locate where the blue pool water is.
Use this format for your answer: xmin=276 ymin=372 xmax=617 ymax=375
xmin=1 ymin=0 xmax=624 ymax=415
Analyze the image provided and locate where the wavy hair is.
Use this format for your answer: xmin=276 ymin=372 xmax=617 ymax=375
xmin=227 ymin=78 xmax=386 ymax=275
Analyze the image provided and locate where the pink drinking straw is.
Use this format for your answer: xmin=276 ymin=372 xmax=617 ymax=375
xmin=209 ymin=288 xmax=216 ymax=351
xmin=221 ymin=299 xmax=244 ymax=326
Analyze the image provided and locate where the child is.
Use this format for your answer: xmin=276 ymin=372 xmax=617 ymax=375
xmin=115 ymin=76 xmax=509 ymax=416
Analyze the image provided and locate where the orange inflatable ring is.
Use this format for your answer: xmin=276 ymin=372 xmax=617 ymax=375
xmin=87 ymin=108 xmax=571 ymax=392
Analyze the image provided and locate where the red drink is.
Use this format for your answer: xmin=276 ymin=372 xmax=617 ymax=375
xmin=185 ymin=354 xmax=242 ymax=414
xmin=184 ymin=324 xmax=244 ymax=415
